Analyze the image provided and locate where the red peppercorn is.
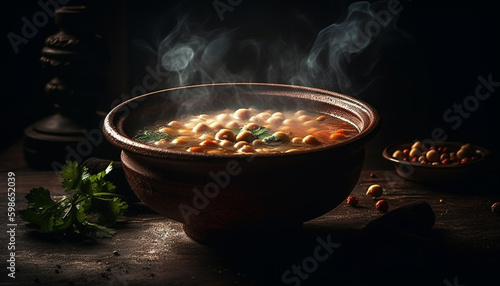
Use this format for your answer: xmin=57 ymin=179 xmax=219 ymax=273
xmin=403 ymin=148 xmax=410 ymax=156
xmin=492 ymin=202 xmax=500 ymax=215
xmin=346 ymin=195 xmax=359 ymax=207
xmin=441 ymin=158 xmax=449 ymax=165
xmin=375 ymin=200 xmax=389 ymax=213
xmin=411 ymin=156 xmax=418 ymax=162
xmin=460 ymin=157 xmax=470 ymax=164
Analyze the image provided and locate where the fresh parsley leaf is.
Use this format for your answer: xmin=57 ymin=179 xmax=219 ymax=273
xmin=231 ymin=126 xmax=272 ymax=140
xmin=20 ymin=161 xmax=128 ymax=239
xmin=134 ymin=129 xmax=173 ymax=143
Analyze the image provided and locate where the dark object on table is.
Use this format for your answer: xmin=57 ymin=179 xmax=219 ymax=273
xmin=24 ymin=6 xmax=109 ymax=170
xmin=363 ymin=201 xmax=436 ymax=236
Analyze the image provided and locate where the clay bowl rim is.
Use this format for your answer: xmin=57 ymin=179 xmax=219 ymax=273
xmin=103 ymin=82 xmax=380 ymax=160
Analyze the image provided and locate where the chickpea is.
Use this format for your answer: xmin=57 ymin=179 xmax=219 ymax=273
xmin=183 ymin=121 xmax=197 ymax=129
xmin=266 ymin=116 xmax=283 ymax=126
xmin=315 ymin=115 xmax=327 ymax=121
xmin=279 ymin=126 xmax=294 ymax=133
xmin=236 ymin=130 xmax=255 ymax=142
xmin=198 ymin=133 xmax=214 ymax=140
xmin=249 ymin=116 xmax=262 ymax=124
xmin=167 ymin=120 xmax=183 ymax=128
xmin=234 ymin=108 xmax=252 ymax=120
xmin=245 ymin=122 xmax=260 ymax=130
xmin=392 ymin=150 xmax=404 ymax=160
xmin=272 ymin=131 xmax=290 ymax=143
xmin=192 ymin=123 xmax=212 ymax=133
xmin=199 ymin=139 xmax=219 ymax=148
xmin=252 ymin=139 xmax=266 ymax=148
xmin=216 ymin=113 xmax=232 ymax=123
xmin=256 ymin=112 xmax=272 ymax=120
xmin=158 ymin=127 xmax=175 ymax=134
xmin=366 ymin=184 xmax=383 ymax=197
xmin=409 ymin=148 xmax=422 ymax=158
xmin=234 ymin=141 xmax=248 ymax=149
xmin=171 ymin=136 xmax=190 ymax=145
xmin=225 ymin=121 xmax=240 ymax=129
xmin=282 ymin=118 xmax=297 ymax=126
xmin=219 ymin=140 xmax=233 ymax=148
xmin=198 ymin=114 xmax=210 ymax=120
xmin=237 ymin=145 xmax=256 ymax=153
xmin=303 ymin=135 xmax=321 ymax=145
xmin=177 ymin=129 xmax=191 ymax=135
xmin=426 ymin=149 xmax=440 ymax=162
xmin=154 ymin=139 xmax=168 ymax=147
xmin=295 ymin=110 xmax=307 ymax=116
xmin=291 ymin=137 xmax=303 ymax=144
xmin=271 ymin=112 xmax=284 ymax=119
xmin=457 ymin=148 xmax=468 ymax=159
xmin=215 ymin=129 xmax=236 ymax=141
xmin=209 ymin=121 xmax=223 ymax=130
xmin=411 ymin=141 xmax=425 ymax=151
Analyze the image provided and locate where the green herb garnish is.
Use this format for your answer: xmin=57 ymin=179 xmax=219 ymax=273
xmin=231 ymin=126 xmax=272 ymax=140
xmin=134 ymin=129 xmax=173 ymax=143
xmin=20 ymin=161 xmax=128 ymax=238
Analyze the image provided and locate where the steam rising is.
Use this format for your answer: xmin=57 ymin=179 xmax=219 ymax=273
xmin=154 ymin=0 xmax=402 ymax=96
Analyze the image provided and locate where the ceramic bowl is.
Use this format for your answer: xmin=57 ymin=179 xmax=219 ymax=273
xmin=103 ymin=83 xmax=379 ymax=244
xmin=382 ymin=141 xmax=490 ymax=184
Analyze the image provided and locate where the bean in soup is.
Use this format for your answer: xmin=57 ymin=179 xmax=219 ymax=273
xmin=133 ymin=107 xmax=358 ymax=154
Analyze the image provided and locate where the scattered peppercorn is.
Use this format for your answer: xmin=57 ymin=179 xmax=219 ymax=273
xmin=370 ymin=172 xmax=376 ymax=178
xmin=439 ymin=199 xmax=445 ymax=204
xmin=492 ymin=202 xmax=500 ymax=216
xmin=346 ymin=195 xmax=359 ymax=207
xmin=375 ymin=200 xmax=389 ymax=213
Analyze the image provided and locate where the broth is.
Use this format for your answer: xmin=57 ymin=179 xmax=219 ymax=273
xmin=134 ymin=107 xmax=358 ymax=154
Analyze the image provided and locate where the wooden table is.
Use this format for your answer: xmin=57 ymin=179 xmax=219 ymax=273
xmin=1 ymin=138 xmax=499 ymax=286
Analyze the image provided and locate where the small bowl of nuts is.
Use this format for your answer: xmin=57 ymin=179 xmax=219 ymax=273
xmin=382 ymin=141 xmax=490 ymax=184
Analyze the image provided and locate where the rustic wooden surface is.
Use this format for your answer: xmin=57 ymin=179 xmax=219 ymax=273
xmin=1 ymin=138 xmax=499 ymax=286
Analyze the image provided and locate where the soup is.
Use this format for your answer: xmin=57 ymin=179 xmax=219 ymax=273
xmin=133 ymin=107 xmax=358 ymax=154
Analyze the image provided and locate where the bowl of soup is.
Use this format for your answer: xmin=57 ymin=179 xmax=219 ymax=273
xmin=103 ymin=83 xmax=379 ymax=244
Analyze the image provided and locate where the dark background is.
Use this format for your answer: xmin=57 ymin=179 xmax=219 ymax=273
xmin=1 ymin=0 xmax=499 ymax=165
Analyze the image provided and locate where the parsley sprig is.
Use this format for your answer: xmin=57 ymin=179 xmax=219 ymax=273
xmin=20 ymin=161 xmax=128 ymax=238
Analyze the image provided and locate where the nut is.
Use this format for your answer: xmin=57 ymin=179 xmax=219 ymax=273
xmin=492 ymin=202 xmax=500 ymax=216
xmin=366 ymin=184 xmax=383 ymax=197
xmin=346 ymin=196 xmax=359 ymax=207
xmin=375 ymin=200 xmax=389 ymax=213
